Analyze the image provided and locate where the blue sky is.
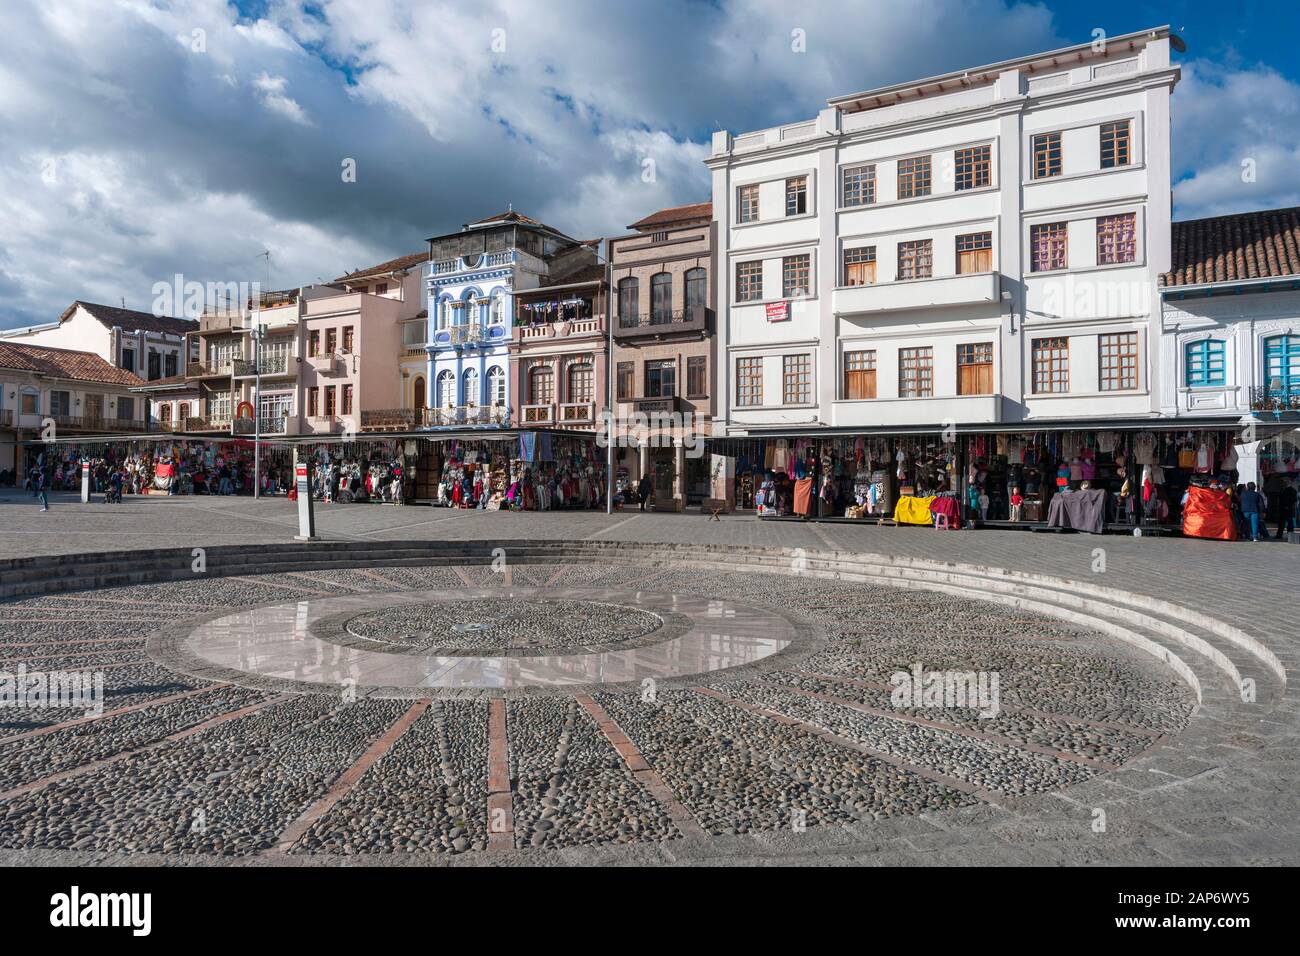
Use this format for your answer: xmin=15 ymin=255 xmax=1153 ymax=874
xmin=1 ymin=0 xmax=1298 ymax=330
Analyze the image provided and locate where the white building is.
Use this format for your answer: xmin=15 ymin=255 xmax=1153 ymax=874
xmin=707 ymin=27 xmax=1180 ymax=437
xmin=1160 ymin=205 xmax=1300 ymax=483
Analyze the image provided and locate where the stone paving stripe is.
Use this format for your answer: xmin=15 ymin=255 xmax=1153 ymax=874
xmin=38 ymin=595 xmax=225 ymax=611
xmin=0 ymin=636 xmax=148 ymax=650
xmin=343 ymin=567 xmax=410 ymax=590
xmin=775 ymin=682 xmax=1121 ymax=772
xmin=693 ymin=687 xmax=1005 ymax=806
xmin=282 ymin=572 xmax=358 ymax=593
xmin=0 ymin=695 xmax=289 ymax=802
xmin=452 ymin=566 xmax=478 ymax=588
xmin=0 ymin=650 xmax=147 ymax=665
xmin=270 ymin=699 xmax=431 ymax=854
xmin=486 ymin=697 xmax=514 ymax=851
xmin=575 ymin=694 xmax=708 ymax=838
xmin=0 ymin=682 xmax=232 ymax=745
xmin=543 ymin=566 xmax=566 ymax=587
xmin=788 ymin=669 xmax=1165 ymax=740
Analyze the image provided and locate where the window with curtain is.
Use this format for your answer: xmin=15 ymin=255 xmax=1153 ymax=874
xmin=897 ymin=239 xmax=933 ymax=280
xmin=1097 ymin=213 xmax=1137 ymax=265
xmin=1030 ymin=222 xmax=1068 ymax=272
xmin=898 ymin=347 xmax=933 ymax=397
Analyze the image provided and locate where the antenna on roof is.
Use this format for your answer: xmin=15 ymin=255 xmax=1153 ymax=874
xmin=121 ymin=296 xmax=126 ymax=309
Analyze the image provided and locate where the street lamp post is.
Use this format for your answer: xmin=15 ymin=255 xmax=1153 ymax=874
xmin=251 ymin=321 xmax=263 ymax=500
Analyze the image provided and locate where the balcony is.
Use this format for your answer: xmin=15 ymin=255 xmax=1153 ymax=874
xmin=0 ymin=409 xmax=11 ymax=427
xmin=431 ymin=250 xmax=518 ymax=276
xmin=1250 ymin=386 xmax=1300 ymax=418
xmin=305 ymin=351 xmax=344 ymax=375
xmin=625 ymin=395 xmax=686 ymax=416
xmin=187 ymin=360 xmax=237 ymax=379
xmin=231 ymin=417 xmax=289 ymax=436
xmin=614 ymin=305 xmax=711 ymax=339
xmin=515 ymin=315 xmax=605 ymax=342
xmin=832 ymin=272 xmax=999 ymax=316
xmin=559 ymin=401 xmax=595 ymax=424
xmin=47 ymin=415 xmax=150 ymax=433
xmin=184 ymin=416 xmax=232 ymax=432
xmin=422 ymin=405 xmax=509 ymax=427
xmin=361 ymin=408 xmax=418 ymax=432
xmin=232 ymin=353 xmax=294 ymax=377
xmin=522 ymin=403 xmax=554 ymax=425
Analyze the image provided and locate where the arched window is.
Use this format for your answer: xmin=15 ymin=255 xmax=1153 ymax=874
xmin=529 ymin=366 xmax=554 ymax=405
xmin=568 ymin=364 xmax=593 ymax=404
xmin=1265 ymin=334 xmax=1300 ymax=398
xmin=159 ymin=403 xmax=172 ymax=422
xmin=651 ymin=272 xmax=672 ymax=324
xmin=437 ymin=370 xmax=456 ymax=409
xmin=685 ymin=267 xmax=707 ymax=309
xmin=487 ymin=366 xmax=506 ymax=407
xmin=617 ymin=277 xmax=639 ymax=325
xmin=490 ymin=289 xmax=505 ymax=325
xmin=463 ymin=368 xmax=479 ymax=407
xmin=413 ymin=376 xmax=426 ymax=410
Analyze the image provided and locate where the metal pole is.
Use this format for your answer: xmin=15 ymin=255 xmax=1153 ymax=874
xmin=253 ymin=322 xmax=261 ymax=500
xmin=605 ymin=242 xmax=614 ymax=515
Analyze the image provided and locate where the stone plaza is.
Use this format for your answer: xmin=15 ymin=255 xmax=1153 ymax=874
xmin=0 ymin=489 xmax=1296 ymax=866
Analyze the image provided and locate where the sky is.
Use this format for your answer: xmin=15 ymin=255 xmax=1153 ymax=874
xmin=1 ymin=0 xmax=1298 ymax=330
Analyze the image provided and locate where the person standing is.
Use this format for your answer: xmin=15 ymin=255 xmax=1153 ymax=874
xmin=35 ymin=462 xmax=49 ymax=512
xmin=637 ymin=472 xmax=653 ymax=511
xmin=1239 ymin=481 xmax=1265 ymax=542
xmin=1276 ymin=479 xmax=1298 ymax=540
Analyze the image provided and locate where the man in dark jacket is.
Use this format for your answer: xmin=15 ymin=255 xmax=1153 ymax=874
xmin=1239 ymin=482 xmax=1265 ymax=542
xmin=637 ymin=473 xmax=653 ymax=511
xmin=1276 ymin=480 xmax=1298 ymax=539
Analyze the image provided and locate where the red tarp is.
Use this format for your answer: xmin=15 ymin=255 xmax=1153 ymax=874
xmin=1182 ymin=485 xmax=1237 ymax=541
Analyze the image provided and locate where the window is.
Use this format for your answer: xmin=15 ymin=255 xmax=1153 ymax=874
xmin=148 ymin=351 xmax=161 ymax=380
xmin=955 ymin=145 xmax=991 ymax=190
xmin=1099 ymin=333 xmax=1139 ymax=391
xmin=616 ymin=361 xmax=634 ymax=400
xmin=685 ymin=268 xmax=707 ymax=309
xmin=783 ymin=354 xmax=811 ymax=404
xmin=1100 ymin=120 xmax=1131 ymax=169
xmin=207 ymin=391 xmax=230 ymax=422
xmin=121 ymin=348 xmax=135 ymax=373
xmin=1096 ymin=213 xmax=1137 ymax=265
xmin=652 ymin=231 xmax=668 ymax=243
xmin=738 ymin=184 xmax=759 ymax=223
xmin=618 ymin=278 xmax=639 ymax=322
xmin=736 ymin=261 xmax=763 ymax=302
xmin=159 ymin=404 xmax=171 ymax=423
xmin=1265 ymin=335 xmax=1300 ymax=397
xmin=957 ymin=342 xmax=994 ymax=395
xmin=736 ymin=357 xmax=763 ymax=407
xmin=490 ymin=290 xmax=505 ymax=324
xmin=49 ymin=391 xmax=71 ymax=416
xmin=342 ymin=326 xmax=355 ymax=352
xmin=651 ymin=272 xmax=672 ymax=323
xmin=897 ymin=155 xmax=931 ymax=199
xmin=568 ymin=364 xmax=593 ymax=404
xmin=897 ymin=239 xmax=933 ymax=280
xmin=115 ymin=397 xmax=133 ymax=420
xmin=1185 ymin=340 xmax=1225 ymax=387
xmin=341 ymin=384 xmax=354 ymax=415
xmin=437 ymin=370 xmax=455 ymax=409
xmin=1030 ymin=222 xmax=1068 ymax=272
xmin=1032 ymin=337 xmax=1069 ymax=393
xmin=487 ymin=366 xmax=506 ymax=406
xmin=325 ymin=328 xmax=337 ymax=354
xmin=323 ymin=386 xmax=336 ymax=417
xmin=307 ymin=386 xmax=319 ymax=417
xmin=785 ymin=176 xmax=807 ymax=216
xmin=687 ymin=356 xmax=707 ymax=397
xmin=898 ymin=347 xmax=934 ymax=398
xmin=782 ymin=254 xmax=810 ymax=297
xmin=462 ymin=368 xmax=479 ymax=407
xmin=842 ymin=247 xmax=877 ymax=286
xmin=843 ymin=350 xmax=876 ymax=400
xmin=164 ymin=353 xmax=177 ymax=377
xmin=308 ymin=330 xmax=320 ymax=356
xmin=1032 ymin=132 xmax=1062 ymax=179
xmin=20 ymin=392 xmax=37 ymax=414
xmin=645 ymin=359 xmax=676 ymax=398
xmin=841 ymin=164 xmax=875 ymax=207
xmin=529 ymin=366 xmax=554 ymax=405
xmin=414 ymin=376 xmax=426 ymax=410
xmin=374 ymin=282 xmax=389 ymax=295
xmin=955 ymin=232 xmax=993 ymax=274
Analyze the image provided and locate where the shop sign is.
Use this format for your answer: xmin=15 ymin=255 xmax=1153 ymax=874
xmin=294 ymin=459 xmax=316 ymax=541
xmin=765 ymin=301 xmax=790 ymax=322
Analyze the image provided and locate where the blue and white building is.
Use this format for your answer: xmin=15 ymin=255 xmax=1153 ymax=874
xmin=423 ymin=211 xmax=595 ymax=428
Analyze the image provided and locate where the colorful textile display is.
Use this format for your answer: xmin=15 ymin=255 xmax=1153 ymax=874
xmin=1182 ymin=485 xmax=1237 ymax=541
xmin=793 ymin=477 xmax=814 ymax=515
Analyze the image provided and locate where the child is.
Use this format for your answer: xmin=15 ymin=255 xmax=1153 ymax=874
xmin=1010 ymin=486 xmax=1024 ymax=522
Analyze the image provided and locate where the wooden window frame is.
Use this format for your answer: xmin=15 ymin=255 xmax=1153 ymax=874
xmin=1030 ymin=222 xmax=1068 ymax=272
xmin=954 ymin=145 xmax=991 ymax=190
xmin=1185 ymin=340 xmax=1226 ymax=388
xmin=842 ymin=349 xmax=877 ymax=400
xmin=1032 ymin=337 xmax=1069 ymax=394
xmin=785 ymin=176 xmax=808 ymax=216
xmin=897 ymin=155 xmax=932 ymax=199
xmin=841 ymin=164 xmax=876 ymax=207
xmin=898 ymin=347 xmax=934 ymax=398
xmin=957 ymin=342 xmax=994 ymax=396
xmin=1096 ymin=212 xmax=1137 ymax=265
xmin=782 ymin=254 xmax=811 ymax=298
xmin=1100 ymin=120 xmax=1131 ymax=169
xmin=644 ymin=359 xmax=676 ymax=399
xmin=736 ymin=357 xmax=763 ymax=407
xmin=897 ymin=239 xmax=933 ymax=281
xmin=842 ymin=246 xmax=877 ymax=286
xmin=1032 ymin=131 xmax=1062 ymax=179
xmin=1099 ymin=332 xmax=1139 ymax=391
xmin=687 ymin=355 xmax=707 ymax=398
xmin=616 ymin=361 xmax=634 ymax=401
xmin=955 ymin=232 xmax=993 ymax=275
xmin=783 ymin=354 xmax=812 ymax=405
xmin=735 ymin=261 xmax=763 ymax=302
xmin=341 ymin=383 xmax=354 ymax=416
xmin=738 ymin=184 xmax=760 ymax=223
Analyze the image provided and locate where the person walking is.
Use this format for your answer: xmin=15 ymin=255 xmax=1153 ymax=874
xmin=35 ymin=463 xmax=49 ymax=512
xmin=1239 ymin=481 xmax=1265 ymax=542
xmin=1275 ymin=479 xmax=1298 ymax=540
xmin=637 ymin=472 xmax=653 ymax=511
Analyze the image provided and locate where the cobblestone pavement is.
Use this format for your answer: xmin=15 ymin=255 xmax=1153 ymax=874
xmin=0 ymin=491 xmax=1296 ymax=866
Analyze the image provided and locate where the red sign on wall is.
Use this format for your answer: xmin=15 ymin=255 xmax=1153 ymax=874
xmin=765 ymin=301 xmax=790 ymax=322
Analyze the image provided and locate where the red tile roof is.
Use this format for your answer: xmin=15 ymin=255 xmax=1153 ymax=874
xmin=66 ymin=301 xmax=197 ymax=336
xmin=627 ymin=202 xmax=712 ymax=231
xmin=0 ymin=342 xmax=146 ymax=387
xmin=334 ymin=251 xmax=429 ymax=284
xmin=1163 ymin=206 xmax=1300 ymax=287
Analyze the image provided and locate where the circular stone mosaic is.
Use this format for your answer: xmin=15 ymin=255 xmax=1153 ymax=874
xmin=341 ymin=598 xmax=667 ymax=655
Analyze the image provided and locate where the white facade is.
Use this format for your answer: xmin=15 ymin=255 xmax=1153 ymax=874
xmin=707 ymin=29 xmax=1179 ymax=436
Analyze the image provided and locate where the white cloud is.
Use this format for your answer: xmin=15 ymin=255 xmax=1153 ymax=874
xmin=253 ymin=72 xmax=313 ymax=125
